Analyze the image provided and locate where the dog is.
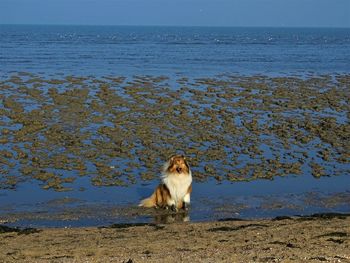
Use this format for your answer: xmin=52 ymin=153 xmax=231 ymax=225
xmin=139 ymin=155 xmax=192 ymax=211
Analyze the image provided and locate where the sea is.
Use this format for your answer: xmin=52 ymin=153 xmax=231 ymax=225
xmin=1 ymin=25 xmax=350 ymax=76
xmin=0 ymin=25 xmax=349 ymax=227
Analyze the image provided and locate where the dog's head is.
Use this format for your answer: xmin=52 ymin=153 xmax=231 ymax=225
xmin=165 ymin=155 xmax=190 ymax=175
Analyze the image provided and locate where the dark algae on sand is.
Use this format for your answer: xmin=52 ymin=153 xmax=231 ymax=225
xmin=0 ymin=73 xmax=349 ymax=191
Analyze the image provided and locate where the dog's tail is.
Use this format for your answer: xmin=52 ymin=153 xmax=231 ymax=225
xmin=139 ymin=192 xmax=156 ymax=208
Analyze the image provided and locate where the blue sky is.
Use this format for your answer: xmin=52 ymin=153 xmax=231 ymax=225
xmin=1 ymin=0 xmax=349 ymax=27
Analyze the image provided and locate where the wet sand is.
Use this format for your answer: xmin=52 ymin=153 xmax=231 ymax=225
xmin=1 ymin=214 xmax=349 ymax=262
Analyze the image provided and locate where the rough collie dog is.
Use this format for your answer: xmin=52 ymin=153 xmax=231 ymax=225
xmin=139 ymin=155 xmax=192 ymax=211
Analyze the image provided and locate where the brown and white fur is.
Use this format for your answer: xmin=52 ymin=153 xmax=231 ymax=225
xmin=139 ymin=155 xmax=192 ymax=211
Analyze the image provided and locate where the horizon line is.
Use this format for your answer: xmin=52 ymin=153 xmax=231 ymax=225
xmin=1 ymin=23 xmax=349 ymax=29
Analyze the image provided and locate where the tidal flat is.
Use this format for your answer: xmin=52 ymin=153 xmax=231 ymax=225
xmin=0 ymin=72 xmax=349 ymax=225
xmin=1 ymin=73 xmax=349 ymax=187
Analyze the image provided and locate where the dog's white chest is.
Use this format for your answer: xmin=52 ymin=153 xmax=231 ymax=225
xmin=163 ymin=173 xmax=192 ymax=203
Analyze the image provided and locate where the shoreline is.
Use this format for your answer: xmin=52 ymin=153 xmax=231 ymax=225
xmin=1 ymin=213 xmax=349 ymax=262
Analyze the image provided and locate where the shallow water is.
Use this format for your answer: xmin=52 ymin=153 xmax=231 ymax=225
xmin=0 ymin=25 xmax=349 ymax=227
xmin=1 ymin=174 xmax=349 ymax=227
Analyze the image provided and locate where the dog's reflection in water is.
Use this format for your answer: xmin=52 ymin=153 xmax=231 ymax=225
xmin=153 ymin=211 xmax=190 ymax=224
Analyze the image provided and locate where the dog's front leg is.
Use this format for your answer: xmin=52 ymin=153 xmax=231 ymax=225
xmin=183 ymin=193 xmax=191 ymax=211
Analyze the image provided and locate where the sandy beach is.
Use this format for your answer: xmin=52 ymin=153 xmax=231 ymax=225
xmin=1 ymin=213 xmax=349 ymax=262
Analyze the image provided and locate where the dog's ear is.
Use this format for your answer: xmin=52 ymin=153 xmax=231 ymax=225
xmin=182 ymin=156 xmax=190 ymax=169
xmin=169 ymin=155 xmax=175 ymax=164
